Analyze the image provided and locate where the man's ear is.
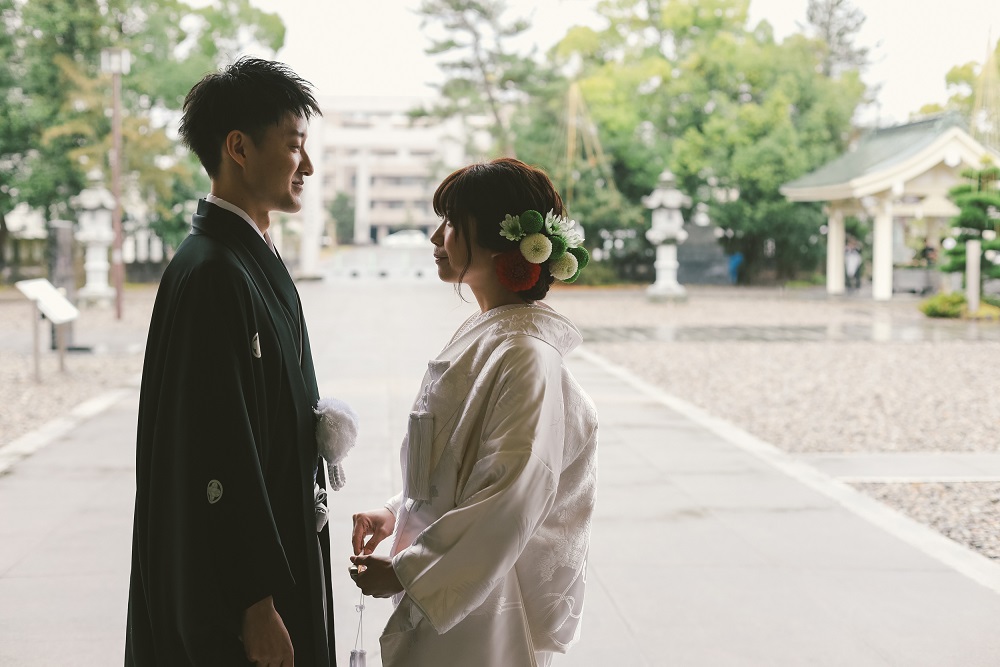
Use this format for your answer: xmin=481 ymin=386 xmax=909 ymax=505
xmin=224 ymin=130 xmax=249 ymax=169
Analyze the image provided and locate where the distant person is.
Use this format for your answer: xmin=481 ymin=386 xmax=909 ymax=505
xmin=728 ymin=251 xmax=744 ymax=284
xmin=349 ymin=158 xmax=599 ymax=666
xmin=845 ymin=240 xmax=862 ymax=291
xmin=126 ymin=58 xmax=336 ymax=666
xmin=919 ymin=239 xmax=938 ymax=266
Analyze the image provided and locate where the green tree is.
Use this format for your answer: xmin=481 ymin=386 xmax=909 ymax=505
xmin=803 ymin=0 xmax=869 ymax=77
xmin=917 ymin=40 xmax=999 ymax=117
xmin=2 ymin=0 xmax=284 ymax=271
xmin=940 ymin=163 xmax=1000 ymax=286
xmin=415 ymin=0 xmax=543 ymax=156
xmin=328 ymin=192 xmax=356 ymax=245
xmin=551 ymin=0 xmax=865 ymax=282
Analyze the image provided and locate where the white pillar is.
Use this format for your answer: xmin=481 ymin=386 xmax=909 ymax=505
xmin=826 ymin=207 xmax=845 ymax=295
xmin=299 ymin=113 xmax=324 ymax=279
xmin=967 ymin=239 xmax=981 ymax=313
xmin=353 ymin=152 xmax=372 ymax=245
xmin=872 ymin=201 xmax=894 ymax=301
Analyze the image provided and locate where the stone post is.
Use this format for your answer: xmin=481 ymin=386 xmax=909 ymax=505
xmin=643 ymin=170 xmax=691 ymax=301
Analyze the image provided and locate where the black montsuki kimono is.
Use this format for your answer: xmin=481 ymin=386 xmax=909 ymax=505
xmin=126 ymin=200 xmax=335 ymax=666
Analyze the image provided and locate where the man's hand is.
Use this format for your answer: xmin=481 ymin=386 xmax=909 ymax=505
xmin=351 ymin=507 xmax=395 ymax=556
xmin=242 ymin=596 xmax=293 ymax=667
xmin=349 ymin=554 xmax=404 ymax=598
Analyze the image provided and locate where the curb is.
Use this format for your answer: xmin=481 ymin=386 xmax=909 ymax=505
xmin=0 ymin=386 xmax=135 ymax=476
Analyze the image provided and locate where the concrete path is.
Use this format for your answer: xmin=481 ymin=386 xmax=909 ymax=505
xmin=2 ymin=278 xmax=1000 ymax=666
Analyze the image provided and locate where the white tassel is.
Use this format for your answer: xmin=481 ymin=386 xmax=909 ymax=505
xmin=314 ymin=397 xmax=359 ymax=491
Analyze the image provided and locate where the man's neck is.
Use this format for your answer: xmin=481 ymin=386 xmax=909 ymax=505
xmin=209 ymin=185 xmax=270 ymax=235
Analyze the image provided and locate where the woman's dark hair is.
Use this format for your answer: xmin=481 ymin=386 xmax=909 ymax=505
xmin=179 ymin=57 xmax=321 ymax=178
xmin=432 ymin=158 xmax=565 ymax=302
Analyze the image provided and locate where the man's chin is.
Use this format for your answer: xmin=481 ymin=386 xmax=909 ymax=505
xmin=279 ymin=196 xmax=303 ymax=214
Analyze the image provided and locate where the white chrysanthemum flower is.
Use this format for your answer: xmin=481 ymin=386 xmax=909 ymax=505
xmin=520 ymin=233 xmax=552 ymax=263
xmin=544 ymin=210 xmax=585 ymax=248
xmin=562 ymin=222 xmax=585 ymax=248
xmin=544 ymin=209 xmax=561 ymax=235
xmin=499 ymin=214 xmax=525 ymax=241
xmin=549 ymin=251 xmax=579 ymax=280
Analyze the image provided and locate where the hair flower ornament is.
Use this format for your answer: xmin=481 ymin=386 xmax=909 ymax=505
xmin=495 ymin=208 xmax=589 ymax=291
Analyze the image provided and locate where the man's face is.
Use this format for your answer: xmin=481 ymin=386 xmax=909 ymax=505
xmin=243 ymin=113 xmax=313 ymax=214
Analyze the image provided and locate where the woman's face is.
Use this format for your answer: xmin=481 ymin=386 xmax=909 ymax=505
xmin=430 ymin=216 xmax=496 ymax=288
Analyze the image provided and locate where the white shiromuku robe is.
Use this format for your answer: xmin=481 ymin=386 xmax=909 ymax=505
xmin=380 ymin=303 xmax=599 ymax=667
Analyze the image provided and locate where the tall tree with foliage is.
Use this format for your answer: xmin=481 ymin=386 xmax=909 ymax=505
xmin=803 ymin=0 xmax=869 ymax=77
xmin=940 ymin=163 xmax=1000 ymax=286
xmin=550 ymin=0 xmax=866 ymax=282
xmin=1 ymin=0 xmax=285 ymax=268
xmin=415 ymin=0 xmax=544 ymax=157
xmin=917 ymin=39 xmax=1000 ymax=118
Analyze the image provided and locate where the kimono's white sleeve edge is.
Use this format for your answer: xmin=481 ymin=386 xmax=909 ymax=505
xmin=390 ymin=550 xmax=449 ymax=635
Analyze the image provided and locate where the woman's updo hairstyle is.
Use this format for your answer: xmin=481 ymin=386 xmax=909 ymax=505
xmin=432 ymin=158 xmax=565 ymax=302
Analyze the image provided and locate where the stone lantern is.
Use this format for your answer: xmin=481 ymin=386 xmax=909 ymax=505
xmin=74 ymin=174 xmax=116 ymax=305
xmin=643 ymin=169 xmax=690 ymax=300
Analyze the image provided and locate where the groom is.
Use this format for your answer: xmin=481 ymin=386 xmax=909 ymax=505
xmin=126 ymin=58 xmax=335 ymax=665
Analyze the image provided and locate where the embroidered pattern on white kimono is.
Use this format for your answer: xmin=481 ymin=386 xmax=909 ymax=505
xmin=380 ymin=304 xmax=599 ymax=667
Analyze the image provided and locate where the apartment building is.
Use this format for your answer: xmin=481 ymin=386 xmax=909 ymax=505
xmin=318 ymin=96 xmax=476 ymax=245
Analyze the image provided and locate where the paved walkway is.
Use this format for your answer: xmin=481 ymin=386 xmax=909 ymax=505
xmin=2 ymin=277 xmax=1000 ymax=665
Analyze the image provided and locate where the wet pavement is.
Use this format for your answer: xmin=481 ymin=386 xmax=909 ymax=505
xmin=580 ymin=320 xmax=1000 ymax=343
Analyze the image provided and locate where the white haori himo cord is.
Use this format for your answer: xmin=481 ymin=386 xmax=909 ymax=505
xmin=351 ymin=590 xmax=367 ymax=667
xmin=315 ymin=396 xmax=360 ymax=492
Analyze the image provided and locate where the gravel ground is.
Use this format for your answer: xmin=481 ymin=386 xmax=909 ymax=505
xmin=549 ymin=287 xmax=1000 ymax=454
xmin=853 ymin=482 xmax=1000 ymax=560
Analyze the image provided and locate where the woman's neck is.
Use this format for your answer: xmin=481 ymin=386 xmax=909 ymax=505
xmin=469 ymin=282 xmax=528 ymax=313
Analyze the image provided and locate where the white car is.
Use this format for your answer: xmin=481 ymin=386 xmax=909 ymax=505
xmin=380 ymin=229 xmax=430 ymax=247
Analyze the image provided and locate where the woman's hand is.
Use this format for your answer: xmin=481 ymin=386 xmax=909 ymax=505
xmin=351 ymin=507 xmax=395 ymax=556
xmin=349 ymin=554 xmax=404 ymax=598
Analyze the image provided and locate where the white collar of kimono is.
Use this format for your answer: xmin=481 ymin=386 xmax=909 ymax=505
xmin=452 ymin=302 xmax=583 ymax=358
xmin=205 ymin=193 xmax=276 ymax=255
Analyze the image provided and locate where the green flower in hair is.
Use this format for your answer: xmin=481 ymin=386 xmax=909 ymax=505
xmin=568 ymin=246 xmax=590 ymax=270
xmin=549 ymin=235 xmax=568 ymax=261
xmin=520 ymin=209 xmax=544 ymax=235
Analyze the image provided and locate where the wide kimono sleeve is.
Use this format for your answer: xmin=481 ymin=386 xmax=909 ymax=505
xmin=391 ymin=335 xmax=565 ymax=634
xmin=141 ymin=258 xmax=295 ymax=628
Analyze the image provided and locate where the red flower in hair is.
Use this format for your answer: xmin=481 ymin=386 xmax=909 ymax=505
xmin=495 ymin=249 xmax=541 ymax=292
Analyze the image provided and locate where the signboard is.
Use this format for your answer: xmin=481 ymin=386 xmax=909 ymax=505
xmin=15 ymin=279 xmax=80 ymax=325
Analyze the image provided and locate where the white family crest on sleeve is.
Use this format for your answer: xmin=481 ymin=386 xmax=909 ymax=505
xmin=251 ymin=332 xmax=261 ymax=358
xmin=206 ymin=479 xmax=223 ymax=504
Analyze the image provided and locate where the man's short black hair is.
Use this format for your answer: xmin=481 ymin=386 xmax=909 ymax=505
xmin=179 ymin=57 xmax=321 ymax=178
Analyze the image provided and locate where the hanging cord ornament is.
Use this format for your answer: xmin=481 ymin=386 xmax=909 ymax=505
xmin=350 ymin=586 xmax=367 ymax=667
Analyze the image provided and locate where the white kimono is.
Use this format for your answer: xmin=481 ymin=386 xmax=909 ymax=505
xmin=381 ymin=303 xmax=599 ymax=667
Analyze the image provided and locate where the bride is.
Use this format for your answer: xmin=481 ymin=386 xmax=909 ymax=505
xmin=349 ymin=158 xmax=599 ymax=667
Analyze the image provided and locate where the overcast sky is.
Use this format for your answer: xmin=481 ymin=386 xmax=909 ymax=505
xmin=240 ymin=0 xmax=998 ymax=125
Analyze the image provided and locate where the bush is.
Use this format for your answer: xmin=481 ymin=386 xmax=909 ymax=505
xmin=920 ymin=292 xmax=1000 ymax=319
xmin=919 ymin=292 xmax=965 ymax=318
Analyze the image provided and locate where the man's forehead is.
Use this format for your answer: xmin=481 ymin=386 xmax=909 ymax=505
xmin=279 ymin=113 xmax=309 ymax=136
